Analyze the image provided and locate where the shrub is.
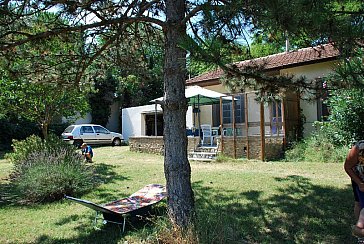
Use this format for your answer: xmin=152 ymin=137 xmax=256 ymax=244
xmin=284 ymin=129 xmax=348 ymax=163
xmin=285 ymin=141 xmax=307 ymax=162
xmin=7 ymin=135 xmax=96 ymax=203
xmin=215 ymin=154 xmax=232 ymax=163
xmin=326 ymin=88 xmax=364 ymax=144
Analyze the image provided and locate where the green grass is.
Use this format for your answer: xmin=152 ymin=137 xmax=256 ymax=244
xmin=0 ymin=146 xmax=356 ymax=243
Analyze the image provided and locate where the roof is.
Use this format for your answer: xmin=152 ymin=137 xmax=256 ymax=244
xmin=186 ymin=44 xmax=340 ymax=85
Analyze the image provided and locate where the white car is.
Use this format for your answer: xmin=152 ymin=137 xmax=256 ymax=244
xmin=62 ymin=124 xmax=124 ymax=147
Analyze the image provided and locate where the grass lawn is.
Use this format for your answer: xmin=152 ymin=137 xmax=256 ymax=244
xmin=0 ymin=146 xmax=356 ymax=243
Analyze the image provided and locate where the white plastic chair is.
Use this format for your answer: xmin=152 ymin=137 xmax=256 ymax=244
xmin=201 ymin=124 xmax=214 ymax=146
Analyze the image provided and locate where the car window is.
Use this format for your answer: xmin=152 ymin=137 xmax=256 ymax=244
xmin=93 ymin=126 xmax=109 ymax=134
xmin=81 ymin=126 xmax=94 ymax=134
xmin=63 ymin=126 xmax=75 ymax=133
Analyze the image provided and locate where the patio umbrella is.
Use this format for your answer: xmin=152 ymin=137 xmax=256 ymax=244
xmin=150 ymin=85 xmax=233 ymax=136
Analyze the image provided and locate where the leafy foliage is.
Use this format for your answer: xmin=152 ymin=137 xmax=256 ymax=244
xmin=0 ymin=0 xmax=363 ymax=230
xmin=6 ymin=135 xmax=96 ymax=203
xmin=0 ymin=12 xmax=90 ymax=139
xmin=89 ymin=71 xmax=117 ymax=127
xmin=285 ymin=129 xmax=348 ymax=163
xmin=330 ymin=49 xmax=364 ymax=88
xmin=285 ymin=87 xmax=364 ymax=162
xmin=85 ymin=23 xmax=164 ymax=109
xmin=325 ymin=88 xmax=364 ymax=143
xmin=0 ymin=78 xmax=89 ymax=138
xmin=186 ymin=34 xmax=283 ymax=77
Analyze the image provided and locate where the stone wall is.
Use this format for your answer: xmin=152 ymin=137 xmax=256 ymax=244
xmin=219 ymin=136 xmax=284 ymax=160
xmin=187 ymin=137 xmax=201 ymax=152
xmin=129 ymin=136 xmax=284 ymax=161
xmin=129 ymin=136 xmax=201 ymax=155
xmin=129 ymin=136 xmax=164 ymax=155
xmin=265 ymin=137 xmax=285 ymax=160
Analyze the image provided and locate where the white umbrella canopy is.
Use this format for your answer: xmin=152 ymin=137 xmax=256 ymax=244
xmin=150 ymin=85 xmax=233 ymax=105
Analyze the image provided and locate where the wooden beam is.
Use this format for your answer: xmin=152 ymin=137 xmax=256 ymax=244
xmin=282 ymin=99 xmax=287 ymax=146
xmin=270 ymin=103 xmax=273 ymax=137
xmin=297 ymin=92 xmax=301 ymax=141
xmin=276 ymin=101 xmax=279 ymax=137
xmin=260 ymin=101 xmax=265 ymax=161
xmin=245 ymin=93 xmax=250 ymax=159
xmin=232 ymin=95 xmax=236 ymax=159
xmin=220 ymin=96 xmax=224 ymax=153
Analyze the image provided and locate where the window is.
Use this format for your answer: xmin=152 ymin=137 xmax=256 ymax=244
xmin=222 ymin=102 xmax=231 ymax=124
xmin=63 ymin=126 xmax=75 ymax=133
xmin=81 ymin=126 xmax=94 ymax=134
xmin=272 ymin=101 xmax=282 ymax=120
xmin=316 ymin=79 xmax=330 ymax=121
xmin=93 ymin=126 xmax=109 ymax=134
xmin=212 ymin=94 xmax=245 ymax=125
xmin=271 ymin=101 xmax=283 ymax=135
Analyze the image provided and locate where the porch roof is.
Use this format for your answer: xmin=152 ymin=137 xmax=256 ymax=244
xmin=186 ymin=43 xmax=340 ymax=85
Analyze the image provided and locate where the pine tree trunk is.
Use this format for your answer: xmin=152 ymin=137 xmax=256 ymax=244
xmin=164 ymin=0 xmax=195 ymax=229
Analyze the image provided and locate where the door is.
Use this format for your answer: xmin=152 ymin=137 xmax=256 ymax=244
xmin=80 ymin=125 xmax=96 ymax=143
xmin=93 ymin=125 xmax=112 ymax=144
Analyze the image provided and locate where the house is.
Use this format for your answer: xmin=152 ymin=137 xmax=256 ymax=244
xmin=122 ymin=104 xmax=195 ymax=139
xmin=124 ymin=44 xmax=340 ymax=160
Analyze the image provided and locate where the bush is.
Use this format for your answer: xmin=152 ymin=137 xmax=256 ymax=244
xmin=285 ymin=141 xmax=307 ymax=162
xmin=6 ymin=135 xmax=96 ymax=203
xmin=285 ymin=129 xmax=348 ymax=163
xmin=326 ymin=88 xmax=364 ymax=144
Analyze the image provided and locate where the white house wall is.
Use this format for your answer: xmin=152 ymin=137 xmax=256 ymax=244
xmin=122 ymin=104 xmax=193 ymax=141
xmin=281 ymin=61 xmax=336 ymax=136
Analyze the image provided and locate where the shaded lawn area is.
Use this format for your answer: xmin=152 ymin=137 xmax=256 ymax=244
xmin=0 ymin=146 xmax=356 ymax=243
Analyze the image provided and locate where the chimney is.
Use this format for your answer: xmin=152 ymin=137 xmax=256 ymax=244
xmin=285 ymin=30 xmax=290 ymax=52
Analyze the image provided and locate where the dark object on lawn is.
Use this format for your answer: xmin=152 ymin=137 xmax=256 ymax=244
xmin=65 ymin=184 xmax=167 ymax=232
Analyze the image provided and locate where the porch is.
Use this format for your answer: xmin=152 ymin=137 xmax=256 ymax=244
xmin=126 ymin=89 xmax=299 ymax=161
xmin=128 ymin=133 xmax=285 ymax=161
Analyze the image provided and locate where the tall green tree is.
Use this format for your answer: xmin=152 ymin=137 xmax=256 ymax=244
xmin=0 ymin=12 xmax=90 ymax=138
xmin=0 ymin=79 xmax=89 ymax=139
xmin=89 ymin=71 xmax=117 ymax=127
xmin=1 ymin=0 xmax=363 ymax=231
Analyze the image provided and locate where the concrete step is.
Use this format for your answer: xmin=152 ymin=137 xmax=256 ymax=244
xmin=188 ymin=151 xmax=217 ymax=161
xmin=188 ymin=157 xmax=215 ymax=162
xmin=193 ymin=147 xmax=218 ymax=153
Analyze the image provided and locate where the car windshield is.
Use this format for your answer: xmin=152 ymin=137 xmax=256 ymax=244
xmin=63 ymin=126 xmax=75 ymax=133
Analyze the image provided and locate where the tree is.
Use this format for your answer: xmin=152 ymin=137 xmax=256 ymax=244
xmin=0 ymin=78 xmax=89 ymax=139
xmin=89 ymin=71 xmax=117 ymax=127
xmin=0 ymin=12 xmax=90 ymax=138
xmin=1 ymin=0 xmax=363 ymax=232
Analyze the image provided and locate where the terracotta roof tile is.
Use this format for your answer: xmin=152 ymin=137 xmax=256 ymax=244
xmin=187 ymin=44 xmax=340 ymax=85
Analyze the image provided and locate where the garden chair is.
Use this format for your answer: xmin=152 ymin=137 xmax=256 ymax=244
xmin=201 ymin=124 xmax=214 ymax=146
xmin=65 ymin=183 xmax=167 ymax=233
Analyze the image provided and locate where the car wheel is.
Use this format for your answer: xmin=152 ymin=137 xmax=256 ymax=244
xmin=73 ymin=140 xmax=83 ymax=148
xmin=112 ymin=138 xmax=121 ymax=146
